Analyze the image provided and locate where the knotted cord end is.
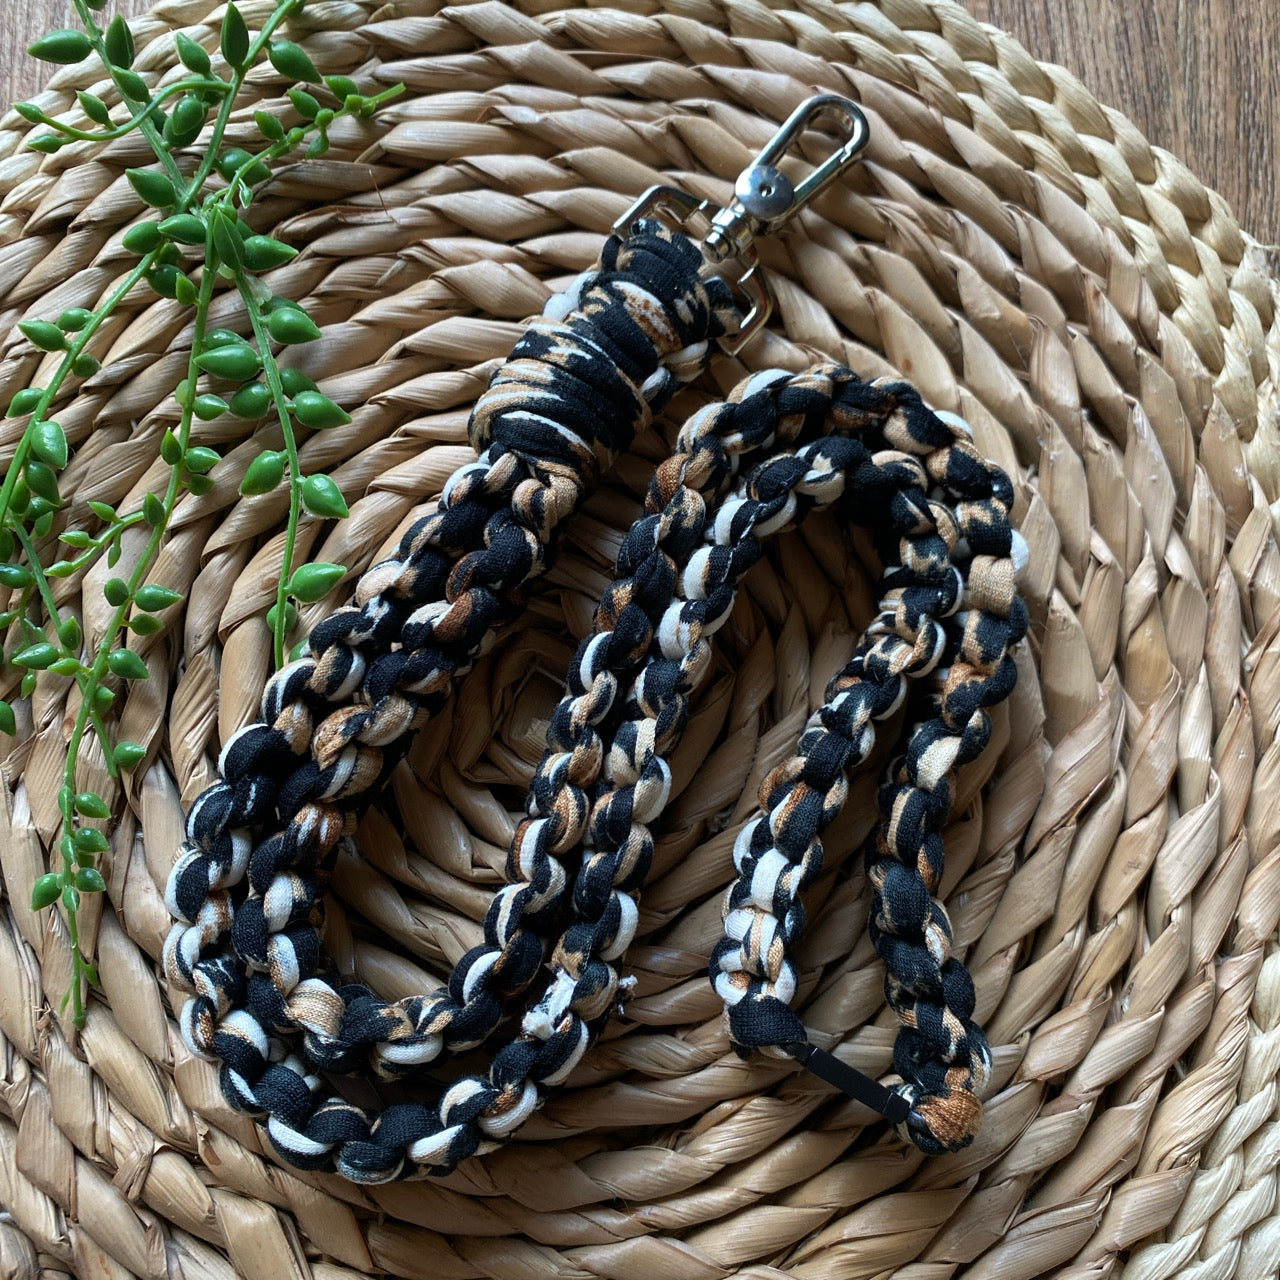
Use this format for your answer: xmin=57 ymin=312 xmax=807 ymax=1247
xmin=782 ymin=1040 xmax=912 ymax=1127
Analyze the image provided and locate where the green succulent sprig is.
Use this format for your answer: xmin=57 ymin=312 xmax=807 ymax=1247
xmin=1 ymin=0 xmax=403 ymax=1026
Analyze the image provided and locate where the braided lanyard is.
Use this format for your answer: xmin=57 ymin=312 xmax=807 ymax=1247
xmin=164 ymin=97 xmax=1028 ymax=1182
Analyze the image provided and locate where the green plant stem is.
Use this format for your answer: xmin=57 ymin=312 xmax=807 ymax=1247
xmin=38 ymin=77 xmax=231 ymax=143
xmin=70 ymin=0 xmax=184 ymax=189
xmin=183 ymin=0 xmax=305 ymax=205
xmin=0 ymin=251 xmax=156 ymax=545
xmin=9 ymin=522 xmax=67 ymax=633
xmin=238 ymin=280 xmax=300 ymax=669
xmin=51 ymin=251 xmax=218 ymax=1028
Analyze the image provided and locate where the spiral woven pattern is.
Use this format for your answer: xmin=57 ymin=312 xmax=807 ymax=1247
xmin=1 ymin=0 xmax=1279 ymax=1276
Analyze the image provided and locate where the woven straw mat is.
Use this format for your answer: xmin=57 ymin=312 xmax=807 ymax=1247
xmin=1 ymin=0 xmax=1279 ymax=1277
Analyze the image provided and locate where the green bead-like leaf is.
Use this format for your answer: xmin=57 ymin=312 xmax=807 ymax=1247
xmin=25 ymin=460 xmax=60 ymax=504
xmin=14 ymin=102 xmax=45 ymax=124
xmin=167 ymin=94 xmax=208 ymax=148
xmin=104 ymin=14 xmax=134 ymax=68
xmin=287 ymin=561 xmax=345 ymax=602
xmin=325 ymin=75 xmax=359 ymax=101
xmin=48 ymin=655 xmax=81 ymax=674
xmin=217 ymin=146 xmax=253 ymax=181
xmin=186 ymin=473 xmax=214 ymax=496
xmin=9 ymin=387 xmax=43 ymax=415
xmin=77 ymin=91 xmax=110 ymax=126
xmin=287 ymin=88 xmax=320 ymax=121
xmin=126 ymin=168 xmax=179 ymax=210
xmin=175 ymin=32 xmax=211 ymax=75
xmin=279 ymin=368 xmax=316 ymax=396
xmin=18 ymin=320 xmax=66 ymax=352
xmin=128 ymin=612 xmax=163 ymax=635
xmin=62 ymin=883 xmax=80 ymax=912
xmin=14 ymin=642 xmax=58 ymax=669
xmin=28 ymin=29 xmax=92 ymax=65
xmin=184 ymin=446 xmax=220 ymax=474
xmin=204 ymin=329 xmax=245 ymax=348
xmin=211 ymin=210 xmax=243 ymax=269
xmin=134 ymin=583 xmax=182 ymax=611
xmin=0 ymin=701 xmax=15 ymax=736
xmin=115 ymin=70 xmax=150 ymax=103
xmin=159 ymin=213 xmax=206 ymax=244
xmin=74 ymin=826 xmax=109 ymax=853
xmin=72 ymin=353 xmax=100 ymax=378
xmin=103 ymin=577 xmax=130 ymax=607
xmin=60 ymin=530 xmax=91 ymax=549
xmin=241 ymin=235 xmax=297 ymax=272
xmin=30 ymin=419 xmax=68 ymax=468
xmin=174 ymin=274 xmax=199 ymax=306
xmin=306 ymin=133 xmax=330 ymax=160
xmin=122 ymin=220 xmax=162 ymax=254
xmin=74 ymin=792 xmax=110 ymax=818
xmin=300 ymin=473 xmax=349 ymax=519
xmin=20 ymin=671 xmax=37 ymax=698
xmin=31 ymin=873 xmax=62 ymax=910
xmin=266 ymin=600 xmax=298 ymax=632
xmin=146 ymin=264 xmax=181 ymax=299
xmin=267 ymin=306 xmax=321 ymax=345
xmin=254 ymin=110 xmax=285 ymax=142
xmin=107 ymin=647 xmax=149 ymax=680
xmin=240 ymin=450 xmax=284 ymax=495
xmin=221 ymin=2 xmax=250 ymax=69
xmin=143 ymin=492 xmax=165 ymax=527
xmin=58 ymin=616 xmax=81 ymax=648
xmin=58 ymin=308 xmax=93 ymax=331
xmin=192 ymin=395 xmax=228 ymax=421
xmin=196 ymin=343 xmax=262 ymax=381
xmin=114 ymin=740 xmax=145 ymax=769
xmin=160 ymin=430 xmax=183 ymax=465
xmin=292 ymin=390 xmax=351 ymax=429
xmin=269 ymin=39 xmax=320 ymax=83
xmin=87 ymin=499 xmax=115 ymax=522
xmin=27 ymin=134 xmax=64 ymax=155
xmin=32 ymin=511 xmax=54 ymax=539
xmin=229 ymin=382 xmax=271 ymax=417
xmin=75 ymin=867 xmax=107 ymax=893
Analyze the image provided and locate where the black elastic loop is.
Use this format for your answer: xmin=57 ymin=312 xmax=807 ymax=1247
xmin=783 ymin=1040 xmax=912 ymax=1126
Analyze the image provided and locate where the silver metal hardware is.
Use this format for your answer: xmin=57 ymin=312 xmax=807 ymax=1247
xmin=612 ymin=94 xmax=870 ymax=354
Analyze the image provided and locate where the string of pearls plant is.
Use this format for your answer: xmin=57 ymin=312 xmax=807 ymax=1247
xmin=0 ymin=0 xmax=402 ymax=1025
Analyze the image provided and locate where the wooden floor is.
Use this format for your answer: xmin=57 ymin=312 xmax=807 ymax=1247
xmin=3 ymin=0 xmax=1277 ymax=242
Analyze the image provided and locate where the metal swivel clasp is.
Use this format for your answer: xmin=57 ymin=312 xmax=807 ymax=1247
xmin=613 ymin=94 xmax=870 ymax=353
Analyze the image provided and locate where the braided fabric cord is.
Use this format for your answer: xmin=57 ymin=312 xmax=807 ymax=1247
xmin=163 ymin=221 xmax=739 ymax=1058
xmin=713 ymin=387 xmax=1028 ymax=1154
xmin=168 ymin=345 xmax=1024 ymax=1180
